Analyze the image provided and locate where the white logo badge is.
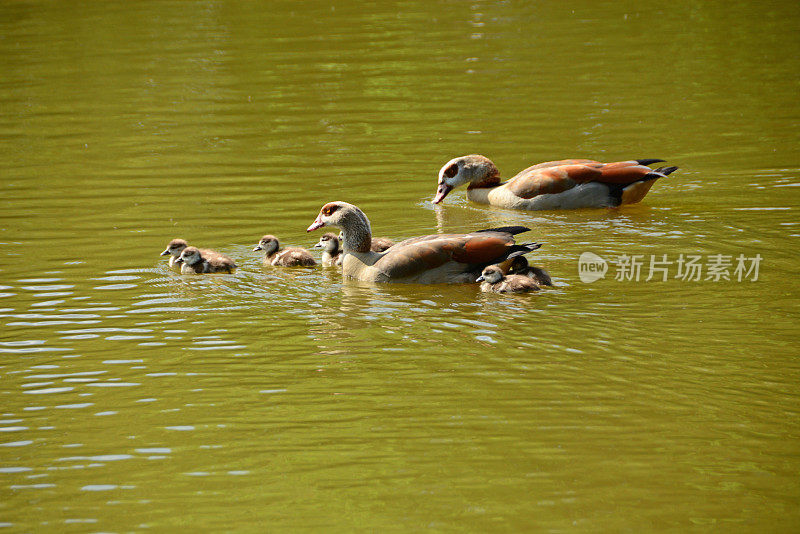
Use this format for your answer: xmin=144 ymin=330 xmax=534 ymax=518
xmin=578 ymin=252 xmax=607 ymax=283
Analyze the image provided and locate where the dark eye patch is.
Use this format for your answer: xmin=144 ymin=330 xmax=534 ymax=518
xmin=444 ymin=164 xmax=458 ymax=178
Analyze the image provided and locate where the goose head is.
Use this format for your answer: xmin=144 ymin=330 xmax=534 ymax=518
xmin=508 ymin=255 xmax=529 ymax=274
xmin=177 ymin=246 xmax=203 ymax=266
xmin=254 ymin=235 xmax=280 ymax=255
xmin=161 ymin=238 xmax=189 ymax=258
xmin=476 ymin=265 xmax=504 ymax=284
xmin=307 ymin=202 xmax=372 ymax=253
xmin=314 ymin=232 xmax=340 ymax=253
xmin=307 ymin=201 xmax=354 ymax=231
xmin=433 ymin=155 xmax=499 ymax=204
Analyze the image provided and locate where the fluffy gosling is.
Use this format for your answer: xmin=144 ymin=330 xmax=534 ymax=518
xmin=175 ymin=246 xmax=237 ymax=274
xmin=313 ymin=232 xmax=343 ymax=267
xmin=254 ymin=235 xmax=316 ymax=267
xmin=476 ymin=265 xmax=541 ymax=294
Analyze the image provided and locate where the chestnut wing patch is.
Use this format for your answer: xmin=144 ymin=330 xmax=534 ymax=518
xmin=451 ymin=236 xmax=512 ymax=264
xmin=515 ymin=159 xmax=601 ymax=175
xmin=595 ymin=162 xmax=654 ymax=184
xmin=375 ymin=233 xmax=515 ymax=278
xmin=505 ymin=165 xmax=602 ymax=199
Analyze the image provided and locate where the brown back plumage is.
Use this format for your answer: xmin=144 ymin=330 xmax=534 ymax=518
xmin=370 ymin=237 xmax=395 ymax=252
xmin=273 ymin=247 xmax=316 ymax=267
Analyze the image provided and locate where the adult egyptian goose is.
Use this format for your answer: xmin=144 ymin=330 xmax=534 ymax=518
xmin=254 ymin=235 xmax=316 ymax=267
xmin=433 ymin=155 xmax=678 ymax=210
xmin=175 ymin=246 xmax=237 ymax=274
xmin=476 ymin=265 xmax=541 ymax=294
xmin=160 ymin=238 xmax=223 ymax=268
xmin=313 ymin=233 xmax=344 ymax=267
xmin=505 ymin=255 xmax=553 ymax=287
xmin=306 ymin=201 xmax=538 ymax=283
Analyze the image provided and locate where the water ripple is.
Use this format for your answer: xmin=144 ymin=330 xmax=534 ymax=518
xmin=23 ymin=387 xmax=74 ymax=395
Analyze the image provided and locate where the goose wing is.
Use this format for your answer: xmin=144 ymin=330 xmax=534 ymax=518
xmin=504 ymin=161 xmax=658 ymax=199
xmin=375 ymin=231 xmax=525 ymax=279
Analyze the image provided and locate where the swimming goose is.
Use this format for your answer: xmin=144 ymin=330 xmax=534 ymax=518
xmin=476 ymin=265 xmax=541 ymax=294
xmin=433 ymin=155 xmax=678 ymax=210
xmin=313 ymin=233 xmax=344 ymax=267
xmin=175 ymin=246 xmax=237 ymax=274
xmin=306 ymin=201 xmax=539 ymax=283
xmin=160 ymin=238 xmax=223 ymax=268
xmin=254 ymin=235 xmax=316 ymax=267
xmin=505 ymin=255 xmax=553 ymax=286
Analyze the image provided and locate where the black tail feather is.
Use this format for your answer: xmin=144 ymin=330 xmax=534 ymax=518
xmin=654 ymin=165 xmax=678 ymax=176
xmin=636 ymin=158 xmax=666 ymax=166
xmin=475 ymin=225 xmax=530 ymax=235
xmin=640 ymin=166 xmax=679 ymax=182
xmin=475 ymin=242 xmax=542 ymax=269
xmin=607 ymin=164 xmax=678 ymax=205
xmin=506 ymin=242 xmax=542 ymax=258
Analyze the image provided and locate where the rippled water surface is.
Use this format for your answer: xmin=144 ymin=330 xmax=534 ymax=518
xmin=1 ymin=1 xmax=798 ymax=531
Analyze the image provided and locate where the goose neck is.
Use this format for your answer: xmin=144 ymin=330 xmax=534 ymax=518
xmin=340 ymin=210 xmax=373 ymax=253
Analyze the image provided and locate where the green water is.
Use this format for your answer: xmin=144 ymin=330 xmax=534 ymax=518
xmin=1 ymin=1 xmax=798 ymax=531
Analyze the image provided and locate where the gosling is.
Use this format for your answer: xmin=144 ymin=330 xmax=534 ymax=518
xmin=254 ymin=235 xmax=316 ymax=267
xmin=161 ymin=238 xmax=222 ymax=268
xmin=175 ymin=246 xmax=237 ymax=274
xmin=476 ymin=265 xmax=541 ymax=294
xmin=313 ymin=233 xmax=343 ymax=267
xmin=507 ymin=255 xmax=553 ymax=286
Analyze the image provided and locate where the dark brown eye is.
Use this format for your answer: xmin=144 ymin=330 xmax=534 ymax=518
xmin=444 ymin=164 xmax=458 ymax=178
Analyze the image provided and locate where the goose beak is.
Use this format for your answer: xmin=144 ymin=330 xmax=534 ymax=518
xmin=175 ymin=257 xmax=184 ymax=264
xmin=160 ymin=249 xmax=170 ymax=256
xmin=432 ymin=183 xmax=452 ymax=204
xmin=475 ymin=275 xmax=485 ymax=282
xmin=307 ymin=217 xmax=325 ymax=232
xmin=312 ymin=242 xmax=323 ymax=248
xmin=253 ymin=244 xmax=263 ymax=251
